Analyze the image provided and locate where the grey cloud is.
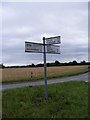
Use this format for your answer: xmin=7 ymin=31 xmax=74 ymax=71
xmin=2 ymin=2 xmax=88 ymax=66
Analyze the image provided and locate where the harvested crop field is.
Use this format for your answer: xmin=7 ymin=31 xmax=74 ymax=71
xmin=2 ymin=65 xmax=88 ymax=83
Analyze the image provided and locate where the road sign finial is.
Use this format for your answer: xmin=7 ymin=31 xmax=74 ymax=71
xmin=43 ymin=37 xmax=45 ymax=40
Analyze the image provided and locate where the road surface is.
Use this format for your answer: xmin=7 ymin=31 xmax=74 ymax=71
xmin=2 ymin=72 xmax=89 ymax=90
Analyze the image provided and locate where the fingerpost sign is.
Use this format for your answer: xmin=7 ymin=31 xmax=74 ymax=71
xmin=25 ymin=36 xmax=61 ymax=101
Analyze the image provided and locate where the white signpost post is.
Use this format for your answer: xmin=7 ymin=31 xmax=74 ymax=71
xmin=25 ymin=36 xmax=61 ymax=101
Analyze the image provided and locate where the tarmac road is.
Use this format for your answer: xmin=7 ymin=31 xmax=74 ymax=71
xmin=2 ymin=72 xmax=89 ymax=90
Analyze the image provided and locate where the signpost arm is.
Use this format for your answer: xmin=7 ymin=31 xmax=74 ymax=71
xmin=43 ymin=37 xmax=48 ymax=101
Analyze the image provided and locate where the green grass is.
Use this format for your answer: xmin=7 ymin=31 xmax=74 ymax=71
xmin=2 ymin=81 xmax=88 ymax=118
xmin=2 ymin=68 xmax=88 ymax=83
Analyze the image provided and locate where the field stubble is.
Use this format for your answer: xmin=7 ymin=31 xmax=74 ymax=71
xmin=2 ymin=65 xmax=88 ymax=83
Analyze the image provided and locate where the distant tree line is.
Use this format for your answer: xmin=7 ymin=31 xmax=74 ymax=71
xmin=1 ymin=60 xmax=90 ymax=69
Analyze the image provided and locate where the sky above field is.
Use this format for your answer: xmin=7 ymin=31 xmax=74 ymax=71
xmin=2 ymin=2 xmax=88 ymax=66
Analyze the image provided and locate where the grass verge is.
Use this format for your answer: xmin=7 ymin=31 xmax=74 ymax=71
xmin=2 ymin=68 xmax=88 ymax=84
xmin=2 ymin=81 xmax=88 ymax=118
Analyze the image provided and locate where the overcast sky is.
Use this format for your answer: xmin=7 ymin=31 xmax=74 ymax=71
xmin=2 ymin=2 xmax=88 ymax=66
